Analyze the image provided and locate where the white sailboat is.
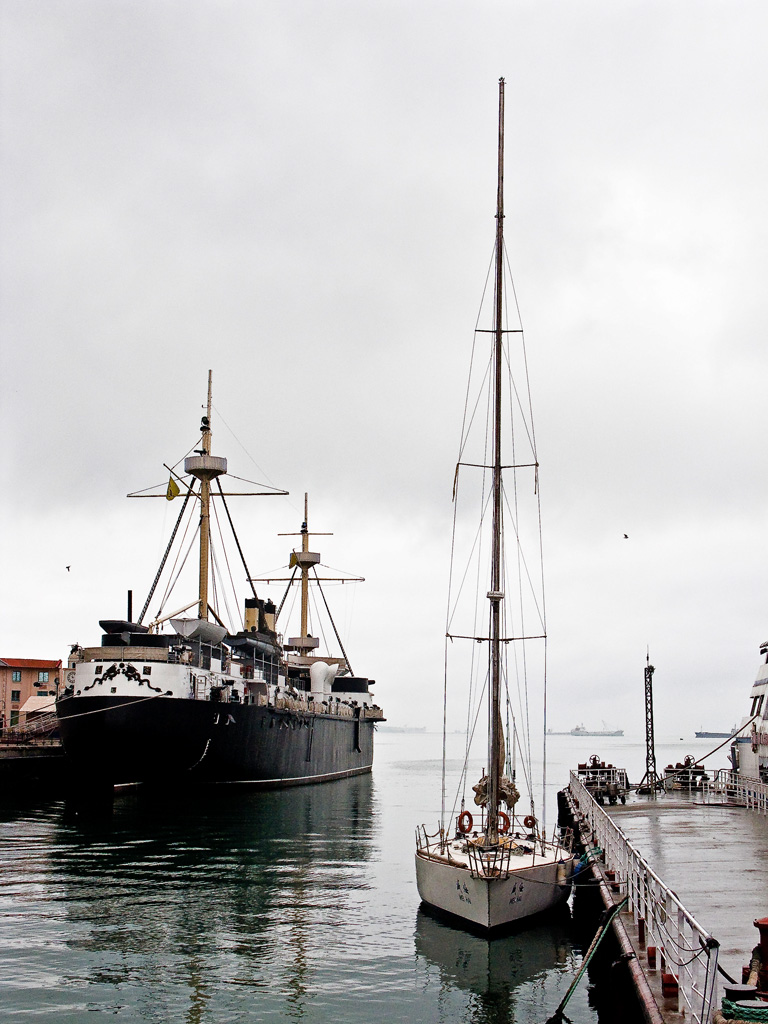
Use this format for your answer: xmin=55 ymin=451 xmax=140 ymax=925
xmin=415 ymin=79 xmax=575 ymax=931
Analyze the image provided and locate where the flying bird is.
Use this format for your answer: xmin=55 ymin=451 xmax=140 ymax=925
xmin=623 ymin=534 xmax=628 ymax=540
xmin=66 ymin=565 xmax=71 ymax=571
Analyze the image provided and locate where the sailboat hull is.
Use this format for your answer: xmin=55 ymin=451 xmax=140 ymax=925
xmin=57 ymin=695 xmax=376 ymax=787
xmin=415 ymin=851 xmax=573 ymax=931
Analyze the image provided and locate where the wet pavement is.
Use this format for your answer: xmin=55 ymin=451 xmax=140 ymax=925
xmin=606 ymin=793 xmax=768 ymax=974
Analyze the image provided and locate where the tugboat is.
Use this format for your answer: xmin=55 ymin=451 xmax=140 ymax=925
xmin=57 ymin=372 xmax=383 ymax=789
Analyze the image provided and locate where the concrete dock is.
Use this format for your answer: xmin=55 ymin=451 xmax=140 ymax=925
xmin=562 ymin=773 xmax=768 ymax=1023
xmin=606 ymin=794 xmax=768 ymax=971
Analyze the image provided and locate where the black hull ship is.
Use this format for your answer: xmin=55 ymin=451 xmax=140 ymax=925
xmin=57 ymin=693 xmax=376 ymax=787
xmin=57 ymin=374 xmax=382 ymax=789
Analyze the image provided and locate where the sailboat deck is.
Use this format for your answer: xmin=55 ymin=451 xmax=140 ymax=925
xmin=416 ymin=831 xmax=568 ymax=879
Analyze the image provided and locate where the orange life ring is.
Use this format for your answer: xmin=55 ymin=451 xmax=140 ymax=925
xmin=498 ymin=811 xmax=510 ymax=833
xmin=458 ymin=810 xmax=473 ymax=834
xmin=523 ymin=814 xmax=536 ymax=829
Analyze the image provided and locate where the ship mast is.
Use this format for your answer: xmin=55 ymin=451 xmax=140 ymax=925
xmin=298 ymin=493 xmax=314 ymax=639
xmin=487 ymin=77 xmax=505 ymax=845
xmin=280 ymin=494 xmax=330 ymax=657
xmin=184 ymin=370 xmax=228 ymax=621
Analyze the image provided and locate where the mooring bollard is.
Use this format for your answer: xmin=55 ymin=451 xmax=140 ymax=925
xmin=661 ymin=973 xmax=679 ymax=998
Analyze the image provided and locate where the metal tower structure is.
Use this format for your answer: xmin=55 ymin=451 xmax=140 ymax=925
xmin=638 ymin=651 xmax=660 ymax=794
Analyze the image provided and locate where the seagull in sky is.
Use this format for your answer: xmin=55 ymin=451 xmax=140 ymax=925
xmin=623 ymin=534 xmax=628 ymax=540
xmin=66 ymin=565 xmax=71 ymax=572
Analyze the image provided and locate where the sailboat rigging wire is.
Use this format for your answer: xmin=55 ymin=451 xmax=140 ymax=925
xmin=447 ymin=396 xmax=491 ymax=819
xmin=455 ymin=246 xmax=496 ymax=465
xmin=445 ymin=490 xmax=493 ymax=633
xmin=447 ymin=358 xmax=493 ymax=635
xmin=501 ymin=485 xmax=546 ymax=628
xmin=500 ymin=244 xmax=549 ymax=820
xmin=502 ymin=476 xmax=534 ymax=800
xmin=503 ymin=242 xmax=539 ymax=453
xmin=453 ymin=672 xmax=488 ymax=826
xmin=137 ymin=489 xmax=194 ymax=625
xmin=311 ymin=566 xmax=354 ymax=675
xmin=441 ymin=635 xmax=448 ymax=834
xmin=457 ymin=357 xmax=493 ymax=466
xmin=215 ymin=479 xmax=258 ymax=600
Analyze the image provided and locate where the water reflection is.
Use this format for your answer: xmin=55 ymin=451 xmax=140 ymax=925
xmin=0 ymin=737 xmax=601 ymax=1023
xmin=2 ymin=777 xmax=375 ymax=1022
xmin=415 ymin=907 xmax=576 ymax=1024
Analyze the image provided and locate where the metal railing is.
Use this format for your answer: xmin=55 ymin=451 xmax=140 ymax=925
xmin=569 ymin=771 xmax=720 ymax=1024
xmin=710 ymin=769 xmax=768 ymax=813
xmin=0 ymin=712 xmax=60 ymax=744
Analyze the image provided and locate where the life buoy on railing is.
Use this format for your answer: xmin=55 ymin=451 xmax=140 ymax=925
xmin=458 ymin=811 xmax=473 ymax=834
xmin=498 ymin=811 xmax=510 ymax=833
xmin=523 ymin=814 xmax=537 ymax=830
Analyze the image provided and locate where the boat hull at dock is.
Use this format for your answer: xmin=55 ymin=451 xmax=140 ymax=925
xmin=57 ymin=694 xmax=375 ymax=787
xmin=415 ymin=850 xmax=573 ymax=931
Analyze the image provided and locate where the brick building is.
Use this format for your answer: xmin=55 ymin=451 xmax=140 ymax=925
xmin=0 ymin=658 xmax=61 ymax=729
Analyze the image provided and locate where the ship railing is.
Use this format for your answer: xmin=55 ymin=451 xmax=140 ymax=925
xmin=415 ymin=824 xmax=451 ymax=859
xmin=569 ymin=771 xmax=720 ymax=1024
xmin=466 ymin=840 xmax=512 ymax=879
xmin=710 ymin=769 xmax=768 ymax=814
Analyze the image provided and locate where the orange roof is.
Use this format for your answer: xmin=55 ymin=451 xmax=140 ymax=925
xmin=0 ymin=658 xmax=62 ymax=669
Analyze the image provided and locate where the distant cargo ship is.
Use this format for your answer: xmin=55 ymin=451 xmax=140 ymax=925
xmin=378 ymin=726 xmax=426 ymax=734
xmin=548 ymin=724 xmax=624 ymax=737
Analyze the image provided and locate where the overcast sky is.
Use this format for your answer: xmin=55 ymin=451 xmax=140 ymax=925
xmin=2 ymin=1 xmax=767 ymax=743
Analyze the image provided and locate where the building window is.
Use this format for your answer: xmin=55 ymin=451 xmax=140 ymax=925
xmin=38 ymin=671 xmax=49 ymax=683
xmin=751 ymin=694 xmax=765 ymax=718
xmin=11 ymin=690 xmax=20 ymax=703
xmin=10 ymin=711 xmax=19 ymax=727
xmin=11 ymin=670 xmax=21 ymax=682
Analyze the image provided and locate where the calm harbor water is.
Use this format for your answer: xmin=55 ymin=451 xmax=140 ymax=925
xmin=0 ymin=731 xmax=730 ymax=1023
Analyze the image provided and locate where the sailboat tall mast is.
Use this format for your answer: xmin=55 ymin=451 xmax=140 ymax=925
xmin=487 ymin=77 xmax=505 ymax=844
